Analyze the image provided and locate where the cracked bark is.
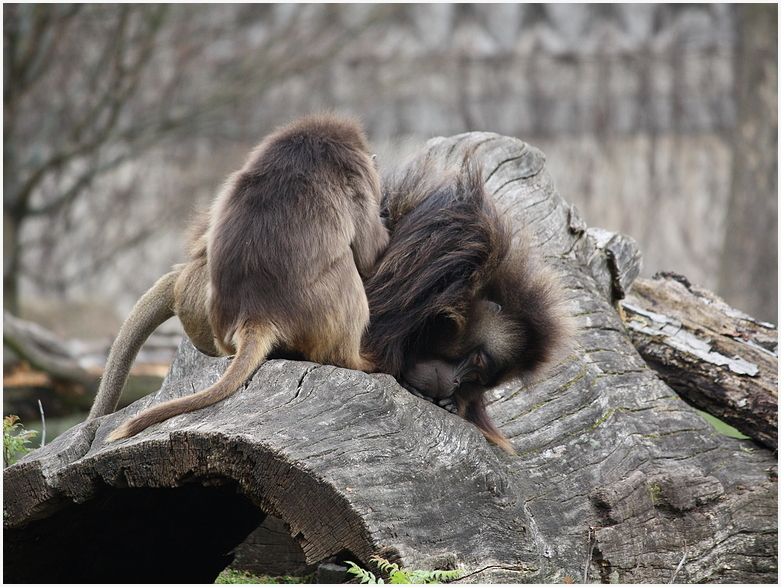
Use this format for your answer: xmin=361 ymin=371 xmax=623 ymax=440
xmin=4 ymin=133 xmax=777 ymax=584
xmin=622 ymin=273 xmax=777 ymax=450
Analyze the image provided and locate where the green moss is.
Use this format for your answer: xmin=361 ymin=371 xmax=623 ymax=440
xmin=215 ymin=569 xmax=314 ymax=584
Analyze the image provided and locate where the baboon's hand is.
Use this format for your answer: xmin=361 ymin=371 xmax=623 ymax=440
xmin=400 ymin=380 xmax=458 ymax=414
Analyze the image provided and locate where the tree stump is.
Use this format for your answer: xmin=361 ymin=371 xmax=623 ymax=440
xmin=4 ymin=133 xmax=777 ymax=584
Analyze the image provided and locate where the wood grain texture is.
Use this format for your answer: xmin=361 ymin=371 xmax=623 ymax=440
xmin=4 ymin=132 xmax=777 ymax=584
xmin=623 ymin=272 xmax=777 ymax=449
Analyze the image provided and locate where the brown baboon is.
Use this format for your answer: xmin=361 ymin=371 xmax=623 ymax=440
xmin=363 ymin=159 xmax=574 ymax=453
xmin=102 ymin=113 xmax=388 ymax=440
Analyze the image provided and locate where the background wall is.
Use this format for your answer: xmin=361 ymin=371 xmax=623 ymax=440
xmin=5 ymin=3 xmax=776 ymax=345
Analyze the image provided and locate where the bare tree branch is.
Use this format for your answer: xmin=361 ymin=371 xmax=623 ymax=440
xmin=4 ymin=5 xmax=387 ymax=312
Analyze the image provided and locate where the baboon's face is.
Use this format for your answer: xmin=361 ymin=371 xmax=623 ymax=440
xmin=401 ymin=347 xmax=499 ymax=400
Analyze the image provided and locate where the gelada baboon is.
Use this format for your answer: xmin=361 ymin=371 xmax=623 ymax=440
xmin=363 ymin=159 xmax=574 ymax=453
xmin=99 ymin=113 xmax=389 ymax=440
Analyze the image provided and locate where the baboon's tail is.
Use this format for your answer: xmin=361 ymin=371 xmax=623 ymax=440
xmin=88 ymin=271 xmax=179 ymax=420
xmin=107 ymin=323 xmax=275 ymax=440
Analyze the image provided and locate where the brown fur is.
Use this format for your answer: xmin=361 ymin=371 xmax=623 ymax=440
xmin=364 ymin=158 xmax=574 ymax=454
xmin=174 ymin=216 xmax=219 ymax=357
xmin=103 ymin=113 xmax=388 ymax=440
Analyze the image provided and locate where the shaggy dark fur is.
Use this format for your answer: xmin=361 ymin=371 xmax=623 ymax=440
xmin=363 ymin=159 xmax=573 ymax=453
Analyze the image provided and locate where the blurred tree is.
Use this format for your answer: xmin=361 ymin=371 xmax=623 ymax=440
xmin=4 ymin=4 xmax=170 ymax=313
xmin=718 ymin=3 xmax=778 ymax=324
xmin=3 ymin=3 xmax=384 ymax=316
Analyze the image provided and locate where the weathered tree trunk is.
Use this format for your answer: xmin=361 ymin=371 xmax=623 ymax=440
xmin=2 ymin=309 xmax=97 ymax=391
xmin=3 ymin=309 xmax=98 ymax=417
xmin=623 ymin=272 xmax=778 ymax=450
xmin=4 ymin=133 xmax=777 ymax=584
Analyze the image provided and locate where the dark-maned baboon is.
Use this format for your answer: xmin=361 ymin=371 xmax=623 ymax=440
xmin=363 ymin=159 xmax=574 ymax=453
xmin=100 ymin=113 xmax=388 ymax=440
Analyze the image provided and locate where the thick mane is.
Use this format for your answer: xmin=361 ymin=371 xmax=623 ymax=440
xmin=365 ymin=155 xmax=573 ymax=382
xmin=363 ymin=154 xmax=573 ymax=454
xmin=364 ymin=161 xmax=508 ymax=375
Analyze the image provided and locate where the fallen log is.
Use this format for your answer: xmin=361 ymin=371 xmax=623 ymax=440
xmin=4 ymin=132 xmax=777 ymax=584
xmin=622 ymin=272 xmax=778 ymax=449
xmin=2 ymin=309 xmax=97 ymax=391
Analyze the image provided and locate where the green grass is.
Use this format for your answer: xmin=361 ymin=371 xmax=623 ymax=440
xmin=695 ymin=409 xmax=750 ymax=440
